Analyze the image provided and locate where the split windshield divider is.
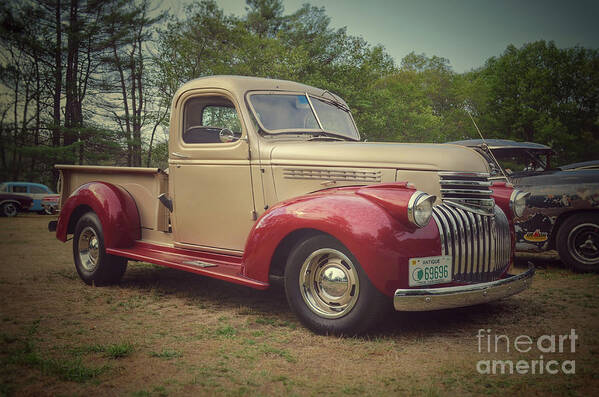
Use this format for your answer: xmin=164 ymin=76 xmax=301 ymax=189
xmin=305 ymin=92 xmax=324 ymax=130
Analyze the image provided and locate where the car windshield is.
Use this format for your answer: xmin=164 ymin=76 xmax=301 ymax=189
xmin=248 ymin=93 xmax=359 ymax=140
xmin=491 ymin=149 xmax=551 ymax=175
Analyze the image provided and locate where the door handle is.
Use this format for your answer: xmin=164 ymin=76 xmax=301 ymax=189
xmin=171 ymin=152 xmax=190 ymax=159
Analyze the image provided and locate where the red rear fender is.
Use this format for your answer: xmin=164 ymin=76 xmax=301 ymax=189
xmin=56 ymin=182 xmax=141 ymax=249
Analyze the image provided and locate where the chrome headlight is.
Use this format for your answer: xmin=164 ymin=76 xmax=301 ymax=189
xmin=407 ymin=191 xmax=436 ymax=228
xmin=509 ymin=189 xmax=530 ymax=218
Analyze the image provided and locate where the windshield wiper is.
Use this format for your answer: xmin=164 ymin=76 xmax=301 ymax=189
xmin=320 ymin=90 xmax=350 ymax=112
xmin=307 ymin=135 xmax=345 ymax=141
xmin=270 ymin=130 xmax=355 ymax=141
xmin=306 ymin=131 xmax=355 ymax=141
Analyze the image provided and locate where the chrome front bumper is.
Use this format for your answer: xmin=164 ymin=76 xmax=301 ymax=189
xmin=394 ymin=265 xmax=535 ymax=311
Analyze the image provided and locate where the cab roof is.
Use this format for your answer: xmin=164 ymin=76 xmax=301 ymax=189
xmin=174 ymin=75 xmax=347 ymax=106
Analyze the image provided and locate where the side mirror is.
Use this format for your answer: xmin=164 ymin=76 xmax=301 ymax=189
xmin=219 ymin=128 xmax=237 ymax=143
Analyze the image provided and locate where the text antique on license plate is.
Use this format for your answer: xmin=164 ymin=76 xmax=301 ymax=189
xmin=408 ymin=255 xmax=452 ymax=287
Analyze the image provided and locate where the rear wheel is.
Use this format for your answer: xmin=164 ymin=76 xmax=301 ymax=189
xmin=284 ymin=234 xmax=390 ymax=335
xmin=556 ymin=213 xmax=599 ymax=273
xmin=1 ymin=202 xmax=18 ymax=217
xmin=73 ymin=212 xmax=127 ymax=285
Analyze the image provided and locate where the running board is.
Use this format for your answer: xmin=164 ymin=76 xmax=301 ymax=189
xmin=106 ymin=241 xmax=268 ymax=289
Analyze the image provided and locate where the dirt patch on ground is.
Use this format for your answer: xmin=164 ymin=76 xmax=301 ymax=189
xmin=1 ymin=214 xmax=598 ymax=396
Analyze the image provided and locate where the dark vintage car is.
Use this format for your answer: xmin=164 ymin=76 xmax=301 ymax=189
xmin=0 ymin=193 xmax=34 ymax=217
xmin=449 ymin=139 xmax=599 ymax=272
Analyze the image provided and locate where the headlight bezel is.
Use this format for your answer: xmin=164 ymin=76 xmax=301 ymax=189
xmin=407 ymin=191 xmax=436 ymax=228
xmin=509 ymin=189 xmax=530 ymax=218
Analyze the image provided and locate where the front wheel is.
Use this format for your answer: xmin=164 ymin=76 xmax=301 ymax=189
xmin=73 ymin=212 xmax=127 ymax=285
xmin=1 ymin=202 xmax=18 ymax=217
xmin=284 ymin=234 xmax=390 ymax=335
xmin=556 ymin=213 xmax=599 ymax=273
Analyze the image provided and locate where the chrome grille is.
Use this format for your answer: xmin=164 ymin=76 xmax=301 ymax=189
xmin=439 ymin=172 xmax=494 ymax=215
xmin=433 ymin=203 xmax=511 ymax=283
xmin=283 ymin=168 xmax=381 ymax=182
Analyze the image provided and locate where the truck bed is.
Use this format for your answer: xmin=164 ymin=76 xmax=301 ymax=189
xmin=56 ymin=165 xmax=170 ymax=235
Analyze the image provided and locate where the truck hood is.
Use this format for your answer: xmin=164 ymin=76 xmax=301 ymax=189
xmin=269 ymin=141 xmax=490 ymax=173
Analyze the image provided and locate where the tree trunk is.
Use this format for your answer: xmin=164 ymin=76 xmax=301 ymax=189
xmin=113 ymin=42 xmax=132 ymax=166
xmin=64 ymin=0 xmax=79 ymax=162
xmin=53 ymin=0 xmax=62 ymax=148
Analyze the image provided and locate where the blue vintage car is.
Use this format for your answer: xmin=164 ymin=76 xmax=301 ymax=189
xmin=450 ymin=139 xmax=599 ymax=273
xmin=0 ymin=182 xmax=58 ymax=214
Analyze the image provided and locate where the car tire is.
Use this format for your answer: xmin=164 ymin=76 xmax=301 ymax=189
xmin=73 ymin=212 xmax=127 ymax=285
xmin=284 ymin=234 xmax=390 ymax=335
xmin=556 ymin=213 xmax=599 ymax=273
xmin=1 ymin=202 xmax=18 ymax=217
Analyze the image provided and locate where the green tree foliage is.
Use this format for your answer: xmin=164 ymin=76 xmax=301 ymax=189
xmin=2 ymin=0 xmax=598 ymax=184
xmin=0 ymin=0 xmax=163 ymax=183
xmin=480 ymin=40 xmax=599 ymax=164
xmin=359 ymin=52 xmax=487 ymax=143
xmin=154 ymin=0 xmax=396 ymax=135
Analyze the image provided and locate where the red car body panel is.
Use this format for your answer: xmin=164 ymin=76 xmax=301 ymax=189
xmin=56 ymin=182 xmax=141 ymax=249
xmin=242 ymin=185 xmax=443 ymax=297
xmin=491 ymin=182 xmax=517 ymax=256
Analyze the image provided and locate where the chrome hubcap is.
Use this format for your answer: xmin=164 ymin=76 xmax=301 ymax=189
xmin=299 ymin=248 xmax=360 ymax=319
xmin=568 ymin=223 xmax=599 ymax=265
xmin=78 ymin=227 xmax=100 ymax=272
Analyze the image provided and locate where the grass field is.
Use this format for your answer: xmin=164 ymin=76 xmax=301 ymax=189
xmin=1 ymin=214 xmax=598 ymax=396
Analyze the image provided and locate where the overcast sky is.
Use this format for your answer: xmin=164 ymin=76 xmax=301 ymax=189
xmin=164 ymin=0 xmax=599 ymax=72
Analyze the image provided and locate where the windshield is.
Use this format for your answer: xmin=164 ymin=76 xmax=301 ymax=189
xmin=248 ymin=93 xmax=359 ymax=140
xmin=492 ymin=149 xmax=550 ymax=174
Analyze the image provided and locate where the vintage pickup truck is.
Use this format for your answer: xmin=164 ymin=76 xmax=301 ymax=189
xmin=50 ymin=76 xmax=534 ymax=334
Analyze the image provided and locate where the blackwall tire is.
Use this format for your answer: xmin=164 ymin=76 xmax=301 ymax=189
xmin=1 ymin=202 xmax=18 ymax=217
xmin=284 ymin=234 xmax=390 ymax=335
xmin=556 ymin=213 xmax=599 ymax=273
xmin=73 ymin=212 xmax=127 ymax=285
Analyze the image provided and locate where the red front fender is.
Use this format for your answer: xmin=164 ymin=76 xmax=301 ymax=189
xmin=56 ymin=182 xmax=141 ymax=249
xmin=241 ymin=185 xmax=442 ymax=297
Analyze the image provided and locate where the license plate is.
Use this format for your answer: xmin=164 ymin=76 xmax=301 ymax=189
xmin=408 ymin=255 xmax=452 ymax=287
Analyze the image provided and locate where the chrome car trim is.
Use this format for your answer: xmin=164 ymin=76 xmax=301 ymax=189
xmin=438 ymin=171 xmax=491 ymax=178
xmin=433 ymin=204 xmax=511 ymax=282
xmin=444 ymin=199 xmax=495 ymax=216
xmin=283 ymin=168 xmax=381 ymax=182
xmin=407 ymin=191 xmax=435 ymax=227
xmin=394 ymin=266 xmax=535 ymax=311
xmin=440 ymin=188 xmax=493 ymax=196
xmin=298 ymin=248 xmax=360 ymax=319
xmin=78 ymin=226 xmax=100 ymax=272
xmin=439 ymin=172 xmax=495 ymax=216
xmin=509 ymin=189 xmax=530 ymax=217
xmin=439 ymin=179 xmax=492 ymax=187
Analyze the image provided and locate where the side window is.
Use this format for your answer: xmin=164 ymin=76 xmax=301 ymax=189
xmin=12 ymin=185 xmax=27 ymax=193
xmin=30 ymin=186 xmax=47 ymax=194
xmin=183 ymin=96 xmax=242 ymax=144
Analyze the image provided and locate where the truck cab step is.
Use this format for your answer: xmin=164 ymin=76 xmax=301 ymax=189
xmin=106 ymin=242 xmax=268 ymax=289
